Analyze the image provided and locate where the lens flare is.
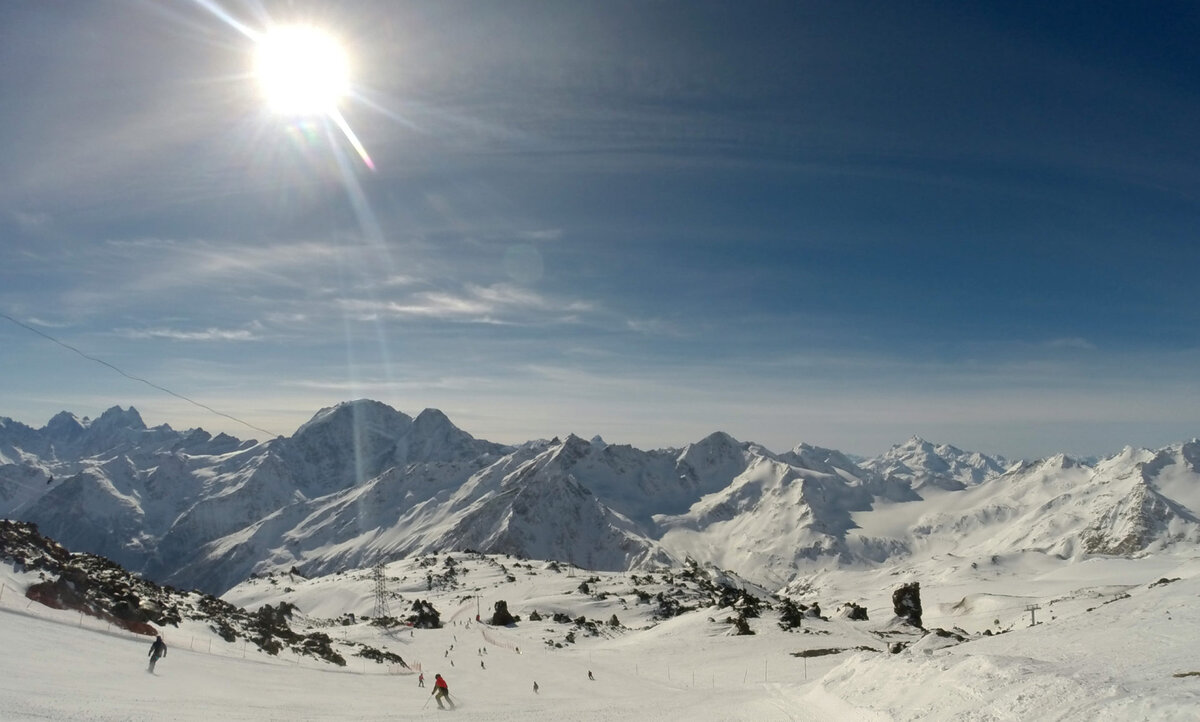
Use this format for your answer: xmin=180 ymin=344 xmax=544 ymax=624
xmin=254 ymin=25 xmax=349 ymax=116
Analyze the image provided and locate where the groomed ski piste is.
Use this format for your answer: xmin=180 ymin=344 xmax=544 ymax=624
xmin=2 ymin=550 xmax=1199 ymax=721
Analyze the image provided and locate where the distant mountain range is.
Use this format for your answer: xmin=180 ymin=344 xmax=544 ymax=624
xmin=2 ymin=401 xmax=1197 ymax=595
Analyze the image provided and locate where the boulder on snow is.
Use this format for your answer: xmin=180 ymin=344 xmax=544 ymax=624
xmin=490 ymin=599 xmax=516 ymax=626
xmin=892 ymin=582 xmax=923 ymax=628
xmin=839 ymin=602 xmax=869 ymax=621
xmin=407 ymin=599 xmax=442 ymax=628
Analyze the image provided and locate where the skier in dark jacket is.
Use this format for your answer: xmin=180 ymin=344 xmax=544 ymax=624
xmin=147 ymin=635 xmax=167 ymax=673
xmin=432 ymin=673 xmax=454 ymax=709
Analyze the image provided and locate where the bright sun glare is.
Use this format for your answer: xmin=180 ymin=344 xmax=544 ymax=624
xmin=254 ymin=25 xmax=349 ymax=116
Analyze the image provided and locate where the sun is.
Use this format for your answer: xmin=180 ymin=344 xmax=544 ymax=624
xmin=254 ymin=25 xmax=349 ymax=116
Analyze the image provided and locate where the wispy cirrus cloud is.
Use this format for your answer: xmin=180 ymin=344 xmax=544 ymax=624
xmin=625 ymin=317 xmax=687 ymax=337
xmin=337 ymin=283 xmax=595 ymax=324
xmin=283 ymin=375 xmax=490 ymax=392
xmin=11 ymin=209 xmax=52 ymax=232
xmin=518 ymin=228 xmax=563 ymax=242
xmin=22 ymin=316 xmax=71 ymax=329
xmin=103 ymin=238 xmax=343 ymax=280
xmin=116 ymin=326 xmax=262 ymax=342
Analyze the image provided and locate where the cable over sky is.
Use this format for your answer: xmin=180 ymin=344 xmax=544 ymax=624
xmin=1 ymin=313 xmax=278 ymax=438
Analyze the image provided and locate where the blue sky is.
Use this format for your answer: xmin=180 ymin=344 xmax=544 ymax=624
xmin=1 ymin=1 xmax=1197 ymax=459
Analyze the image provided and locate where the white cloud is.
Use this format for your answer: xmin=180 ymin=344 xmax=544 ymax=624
xmin=337 ymin=283 xmax=595 ymax=324
xmin=11 ymin=210 xmax=51 ymax=232
xmin=116 ymin=327 xmax=261 ymax=342
xmin=380 ymin=274 xmax=419 ymax=288
xmin=22 ymin=316 xmax=71 ymax=328
xmin=518 ymin=228 xmax=563 ymax=242
xmin=283 ymin=375 xmax=487 ymax=392
xmin=625 ymin=317 xmax=686 ymax=337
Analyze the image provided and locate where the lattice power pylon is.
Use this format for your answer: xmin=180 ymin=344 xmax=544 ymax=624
xmin=373 ymin=563 xmax=391 ymax=619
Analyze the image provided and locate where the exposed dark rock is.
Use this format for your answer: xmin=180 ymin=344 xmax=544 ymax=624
xmin=930 ymin=627 xmax=967 ymax=642
xmin=791 ymin=646 xmax=879 ymax=658
xmin=355 ymin=645 xmax=406 ymax=667
xmin=1 ymin=520 xmax=377 ymax=666
xmin=778 ymin=598 xmax=804 ymax=631
xmin=490 ymin=599 xmax=516 ymax=626
xmin=892 ymin=582 xmax=923 ymax=628
xmin=731 ymin=614 xmax=754 ymax=635
xmin=407 ymin=599 xmax=442 ymax=628
xmin=841 ymin=602 xmax=869 ymax=621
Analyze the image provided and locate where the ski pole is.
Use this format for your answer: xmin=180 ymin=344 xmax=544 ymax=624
xmin=422 ymin=694 xmax=432 ymax=710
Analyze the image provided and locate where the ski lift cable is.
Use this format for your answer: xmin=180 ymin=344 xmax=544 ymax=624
xmin=0 ymin=312 xmax=278 ymax=438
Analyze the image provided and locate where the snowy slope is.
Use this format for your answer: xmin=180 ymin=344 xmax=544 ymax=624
xmin=3 ymin=535 xmax=1199 ymax=721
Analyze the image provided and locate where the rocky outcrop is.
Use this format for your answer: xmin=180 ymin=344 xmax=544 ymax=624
xmin=490 ymin=599 xmax=516 ymax=626
xmin=893 ymin=582 xmax=923 ymax=628
xmin=0 ymin=521 xmax=386 ymax=667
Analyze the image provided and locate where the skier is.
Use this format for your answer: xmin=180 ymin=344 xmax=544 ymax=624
xmin=418 ymin=673 xmax=425 ymax=688
xmin=480 ymin=660 xmax=485 ymax=669
xmin=533 ymin=681 xmax=539 ymax=694
xmin=587 ymin=670 xmax=594 ymax=681
xmin=147 ymin=635 xmax=167 ymax=673
xmin=432 ymin=673 xmax=455 ymax=710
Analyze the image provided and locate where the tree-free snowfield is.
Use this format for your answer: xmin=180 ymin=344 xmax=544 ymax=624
xmin=3 ymin=551 xmax=1199 ymax=721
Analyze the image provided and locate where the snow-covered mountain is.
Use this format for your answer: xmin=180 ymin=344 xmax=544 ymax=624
xmin=860 ymin=435 xmax=1010 ymax=491
xmin=2 ymin=400 xmax=1198 ymax=597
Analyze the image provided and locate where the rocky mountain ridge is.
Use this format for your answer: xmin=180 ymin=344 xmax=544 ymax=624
xmin=2 ymin=401 xmax=1197 ymax=596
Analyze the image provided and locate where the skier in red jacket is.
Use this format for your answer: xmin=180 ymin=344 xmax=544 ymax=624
xmin=432 ymin=673 xmax=454 ymax=710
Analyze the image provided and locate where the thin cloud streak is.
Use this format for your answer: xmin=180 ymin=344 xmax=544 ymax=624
xmin=115 ymin=327 xmax=262 ymax=342
xmin=336 ymin=283 xmax=596 ymax=324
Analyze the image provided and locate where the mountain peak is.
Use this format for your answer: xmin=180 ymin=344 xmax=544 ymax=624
xmin=550 ymin=434 xmax=593 ymax=464
xmin=864 ymin=435 xmax=1008 ymax=490
xmin=93 ymin=405 xmax=146 ymax=431
xmin=901 ymin=435 xmax=934 ymax=450
xmin=698 ymin=431 xmax=739 ymax=447
xmin=408 ymin=407 xmax=497 ymax=461
xmin=677 ymin=431 xmax=743 ymax=465
xmin=413 ymin=407 xmax=452 ymax=428
xmin=294 ymin=399 xmax=412 ymax=438
xmin=45 ymin=411 xmax=85 ymax=435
